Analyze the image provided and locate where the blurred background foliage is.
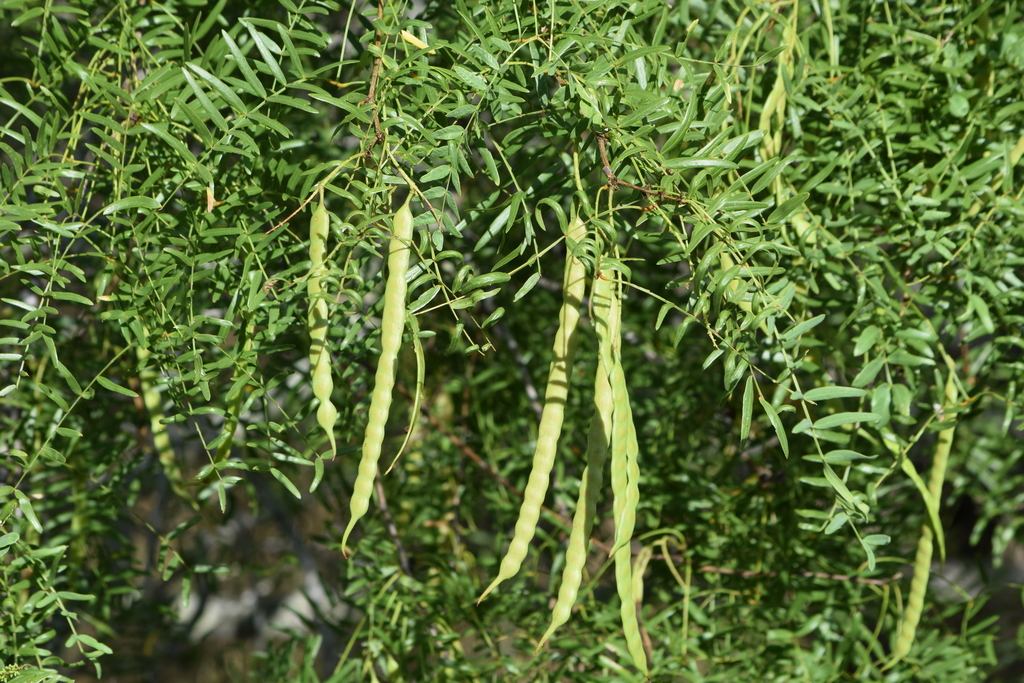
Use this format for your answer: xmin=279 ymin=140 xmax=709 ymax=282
xmin=1 ymin=0 xmax=1024 ymax=680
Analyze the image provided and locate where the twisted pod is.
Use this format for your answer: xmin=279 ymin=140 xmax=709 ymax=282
xmin=308 ymin=199 xmax=337 ymax=459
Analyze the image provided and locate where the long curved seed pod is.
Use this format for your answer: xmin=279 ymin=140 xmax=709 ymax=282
xmin=892 ymin=371 xmax=958 ymax=663
xmin=536 ymin=267 xmax=615 ymax=649
xmin=308 ymin=200 xmax=338 ymax=460
xmin=477 ymin=215 xmax=588 ymax=602
xmin=341 ymin=196 xmax=413 ymax=554
xmin=606 ymin=280 xmax=625 ymax=533
xmin=606 ymin=277 xmax=648 ymax=676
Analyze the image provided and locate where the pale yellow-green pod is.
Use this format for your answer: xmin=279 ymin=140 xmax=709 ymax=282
xmin=893 ymin=524 xmax=933 ymax=662
xmin=341 ymin=196 xmax=413 ymax=554
xmin=616 ymin=401 xmax=647 ymax=676
xmin=478 ymin=215 xmax=588 ymax=603
xmin=308 ymin=201 xmax=337 ymax=459
xmin=536 ymin=268 xmax=615 ymax=650
xmin=606 ymin=275 xmax=648 ymax=676
xmin=892 ymin=372 xmax=958 ymax=663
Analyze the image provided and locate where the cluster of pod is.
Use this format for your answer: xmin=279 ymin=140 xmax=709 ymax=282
xmin=476 ymin=216 xmax=649 ymax=676
xmin=305 ymin=193 xmax=414 ymax=552
xmin=307 ymin=196 xmax=646 ymax=673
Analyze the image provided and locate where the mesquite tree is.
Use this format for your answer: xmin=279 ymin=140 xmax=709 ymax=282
xmin=2 ymin=0 xmax=1024 ymax=680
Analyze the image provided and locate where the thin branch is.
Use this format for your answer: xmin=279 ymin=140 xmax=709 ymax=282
xmin=362 ymin=0 xmax=386 ymax=147
xmin=375 ymin=472 xmax=412 ymax=576
xmin=655 ymin=559 xmax=904 ymax=587
xmin=597 ymin=133 xmax=692 ymax=208
xmin=362 ymin=0 xmax=384 ymax=106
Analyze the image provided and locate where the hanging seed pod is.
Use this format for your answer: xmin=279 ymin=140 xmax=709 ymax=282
xmin=341 ymin=196 xmax=414 ymax=554
xmin=477 ymin=216 xmax=588 ymax=603
xmin=536 ymin=267 xmax=615 ymax=649
xmin=308 ymin=200 xmax=337 ymax=459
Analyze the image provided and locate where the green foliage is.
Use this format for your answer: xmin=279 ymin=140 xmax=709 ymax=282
xmin=2 ymin=0 xmax=1023 ymax=680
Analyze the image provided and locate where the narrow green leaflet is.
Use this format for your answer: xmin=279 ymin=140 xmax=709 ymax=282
xmin=453 ymin=65 xmax=488 ymax=91
xmin=802 ymin=386 xmax=866 ymax=402
xmin=779 ymin=314 xmax=825 ymax=342
xmin=270 ymin=468 xmax=302 ymax=500
xmin=103 ymin=197 xmax=161 ymax=214
xmin=186 ymin=64 xmax=248 ymax=114
xmin=14 ymin=491 xmax=42 ymax=533
xmin=181 ymin=67 xmax=229 ymax=131
xmin=242 ymin=21 xmax=287 ymax=85
xmin=821 ymin=463 xmax=869 ymax=516
xmin=767 ymin=192 xmax=809 ymax=224
xmin=663 ymin=158 xmax=738 ymax=170
xmin=95 ymin=376 xmax=140 ymax=398
xmin=221 ymin=30 xmax=268 ymax=98
xmin=513 ymin=272 xmax=541 ymax=301
xmin=759 ymin=397 xmax=789 ymax=457
xmin=813 ymin=412 xmax=880 ymax=430
xmin=740 ymin=376 xmax=754 ymax=443
xmin=854 ymin=325 xmax=881 ymax=356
